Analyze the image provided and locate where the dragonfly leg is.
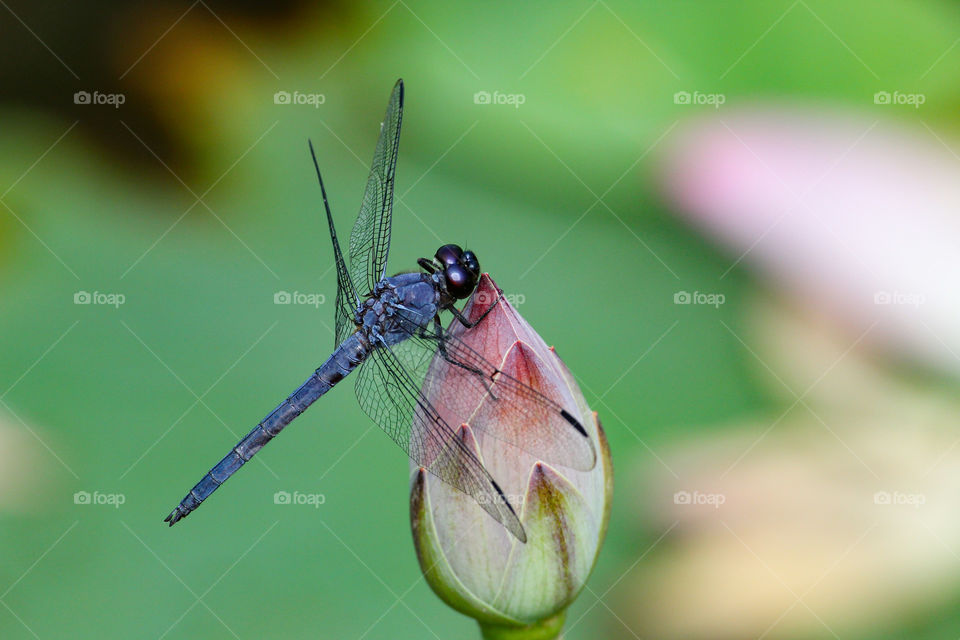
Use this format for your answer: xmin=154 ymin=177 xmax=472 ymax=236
xmin=429 ymin=317 xmax=500 ymax=401
xmin=449 ymin=288 xmax=503 ymax=329
xmin=417 ymin=257 xmax=437 ymax=273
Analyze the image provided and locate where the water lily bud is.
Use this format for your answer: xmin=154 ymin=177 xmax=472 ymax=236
xmin=410 ymin=274 xmax=613 ymax=639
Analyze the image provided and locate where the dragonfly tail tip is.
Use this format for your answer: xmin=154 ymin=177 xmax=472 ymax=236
xmin=164 ymin=507 xmax=185 ymax=527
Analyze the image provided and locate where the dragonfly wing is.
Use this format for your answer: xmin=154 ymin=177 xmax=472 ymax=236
xmin=308 ymin=140 xmax=360 ymax=346
xmin=398 ymin=314 xmax=597 ymax=472
xmin=349 ymin=79 xmax=404 ymax=296
xmin=355 ymin=343 xmax=526 ymax=542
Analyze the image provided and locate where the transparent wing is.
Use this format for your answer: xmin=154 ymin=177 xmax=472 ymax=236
xmin=349 ymin=79 xmax=404 ymax=297
xmin=407 ymin=315 xmax=597 ymax=471
xmin=355 ymin=345 xmax=526 ymax=541
xmin=309 ymin=140 xmax=359 ymax=346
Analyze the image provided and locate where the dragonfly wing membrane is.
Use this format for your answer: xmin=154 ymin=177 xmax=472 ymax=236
xmin=355 ymin=344 xmax=526 ymax=541
xmin=390 ymin=314 xmax=597 ymax=471
xmin=349 ymin=79 xmax=404 ymax=296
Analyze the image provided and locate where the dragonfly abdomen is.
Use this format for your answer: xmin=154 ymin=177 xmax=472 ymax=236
xmin=165 ymin=333 xmax=368 ymax=525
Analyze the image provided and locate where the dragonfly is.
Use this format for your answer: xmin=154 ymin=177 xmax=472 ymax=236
xmin=164 ymin=79 xmax=596 ymax=542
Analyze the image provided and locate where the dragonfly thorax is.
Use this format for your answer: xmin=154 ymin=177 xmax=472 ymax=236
xmin=358 ymin=272 xmax=440 ymax=347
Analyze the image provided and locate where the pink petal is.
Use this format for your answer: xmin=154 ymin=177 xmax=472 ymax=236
xmin=662 ymin=107 xmax=960 ymax=373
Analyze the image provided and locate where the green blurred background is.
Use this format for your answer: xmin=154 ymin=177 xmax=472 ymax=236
xmin=2 ymin=1 xmax=960 ymax=638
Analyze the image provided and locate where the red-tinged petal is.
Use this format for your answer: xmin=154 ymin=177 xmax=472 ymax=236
xmin=501 ymin=342 xmax=564 ymax=398
xmin=478 ymin=341 xmax=560 ymax=437
xmin=469 ymin=341 xmax=592 ymax=473
xmin=451 ymin=274 xmax=522 ymax=363
xmin=460 ymin=274 xmax=503 ymax=325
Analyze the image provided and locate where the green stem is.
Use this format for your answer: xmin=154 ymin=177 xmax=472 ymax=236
xmin=478 ymin=611 xmax=565 ymax=640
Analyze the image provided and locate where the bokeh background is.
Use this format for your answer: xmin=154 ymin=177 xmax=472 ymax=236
xmin=2 ymin=1 xmax=960 ymax=638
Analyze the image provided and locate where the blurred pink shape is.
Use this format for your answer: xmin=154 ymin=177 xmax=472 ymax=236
xmin=662 ymin=107 xmax=960 ymax=373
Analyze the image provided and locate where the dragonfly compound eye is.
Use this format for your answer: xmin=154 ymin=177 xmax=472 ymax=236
xmin=444 ymin=264 xmax=476 ymax=299
xmin=461 ymin=250 xmax=479 ymax=278
xmin=435 ymin=244 xmax=464 ymax=268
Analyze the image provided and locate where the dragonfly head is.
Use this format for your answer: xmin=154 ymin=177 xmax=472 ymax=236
xmin=435 ymin=244 xmax=480 ymax=300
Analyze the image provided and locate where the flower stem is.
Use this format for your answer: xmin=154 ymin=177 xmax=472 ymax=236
xmin=478 ymin=612 xmax=566 ymax=640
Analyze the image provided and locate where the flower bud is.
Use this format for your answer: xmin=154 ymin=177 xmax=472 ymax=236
xmin=410 ymin=274 xmax=613 ymax=638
